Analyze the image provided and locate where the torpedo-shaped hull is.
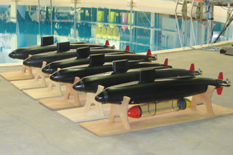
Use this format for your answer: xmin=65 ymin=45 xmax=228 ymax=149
xmin=42 ymin=54 xmax=156 ymax=74
xmin=95 ymin=77 xmax=223 ymax=104
xmin=23 ymin=49 xmax=131 ymax=68
xmin=73 ymin=68 xmax=200 ymax=93
xmin=50 ymin=63 xmax=172 ymax=84
xmin=9 ymin=43 xmax=112 ymax=60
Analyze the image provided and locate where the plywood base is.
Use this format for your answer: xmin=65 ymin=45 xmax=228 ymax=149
xmin=39 ymin=93 xmax=87 ymax=110
xmin=57 ymin=104 xmax=111 ymax=122
xmin=23 ymin=85 xmax=66 ymax=99
xmin=80 ymin=104 xmax=233 ymax=137
xmin=0 ymin=70 xmax=36 ymax=81
xmin=11 ymin=78 xmax=50 ymax=90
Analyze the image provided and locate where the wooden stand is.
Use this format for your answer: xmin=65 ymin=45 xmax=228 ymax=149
xmin=39 ymin=77 xmax=86 ymax=110
xmin=0 ymin=65 xmax=35 ymax=81
xmin=22 ymin=65 xmax=67 ymax=99
xmin=11 ymin=62 xmax=49 ymax=90
xmin=107 ymin=96 xmax=131 ymax=130
xmin=57 ymin=85 xmax=111 ymax=122
xmin=190 ymin=85 xmax=215 ymax=116
xmin=79 ymin=86 xmax=233 ymax=137
xmin=23 ymin=79 xmax=66 ymax=99
xmin=84 ymin=85 xmax=105 ymax=117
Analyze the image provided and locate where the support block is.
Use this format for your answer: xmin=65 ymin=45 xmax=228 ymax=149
xmin=23 ymin=85 xmax=66 ymax=99
xmin=57 ymin=85 xmax=110 ymax=122
xmin=11 ymin=78 xmax=50 ymax=90
xmin=57 ymin=104 xmax=111 ymax=122
xmin=0 ymin=66 xmax=35 ymax=81
xmin=39 ymin=77 xmax=84 ymax=110
xmin=79 ymin=104 xmax=233 ymax=137
xmin=39 ymin=93 xmax=86 ymax=111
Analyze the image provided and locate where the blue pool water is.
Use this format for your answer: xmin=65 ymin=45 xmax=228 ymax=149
xmin=0 ymin=4 xmax=229 ymax=64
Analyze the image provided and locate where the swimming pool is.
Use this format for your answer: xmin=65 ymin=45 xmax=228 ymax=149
xmin=0 ymin=1 xmax=231 ymax=63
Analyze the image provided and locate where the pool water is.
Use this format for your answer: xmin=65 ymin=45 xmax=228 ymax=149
xmin=0 ymin=4 xmax=230 ymax=63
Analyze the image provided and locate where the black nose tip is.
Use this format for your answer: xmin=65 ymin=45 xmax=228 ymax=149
xmin=95 ymin=95 xmax=102 ymax=102
xmin=95 ymin=92 xmax=106 ymax=103
xmin=73 ymin=81 xmax=84 ymax=91
xmin=50 ymin=69 xmax=76 ymax=84
xmin=23 ymin=57 xmax=32 ymax=66
xmin=42 ymin=66 xmax=49 ymax=73
xmin=42 ymin=66 xmax=55 ymax=74
xmin=50 ymin=72 xmax=60 ymax=82
xmin=9 ymin=51 xmax=16 ymax=59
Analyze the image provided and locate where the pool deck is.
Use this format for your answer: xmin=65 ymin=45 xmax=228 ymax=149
xmin=0 ymin=45 xmax=233 ymax=155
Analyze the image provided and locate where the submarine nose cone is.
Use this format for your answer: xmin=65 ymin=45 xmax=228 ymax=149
xmin=23 ymin=57 xmax=32 ymax=66
xmin=9 ymin=51 xmax=16 ymax=59
xmin=50 ymin=72 xmax=61 ymax=82
xmin=95 ymin=91 xmax=107 ymax=103
xmin=73 ymin=81 xmax=84 ymax=91
xmin=50 ymin=70 xmax=74 ymax=83
xmin=9 ymin=49 xmax=26 ymax=59
xmin=42 ymin=65 xmax=54 ymax=74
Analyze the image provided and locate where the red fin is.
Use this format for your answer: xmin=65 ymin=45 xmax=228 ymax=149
xmin=216 ymin=87 xmax=223 ymax=95
xmin=105 ymin=40 xmax=109 ymax=46
xmin=164 ymin=58 xmax=168 ymax=65
xmin=217 ymin=72 xmax=224 ymax=95
xmin=218 ymin=72 xmax=223 ymax=80
xmin=190 ymin=63 xmax=195 ymax=71
xmin=147 ymin=49 xmax=152 ymax=56
xmin=125 ymin=45 xmax=130 ymax=51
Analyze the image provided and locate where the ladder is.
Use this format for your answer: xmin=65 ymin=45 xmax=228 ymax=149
xmin=190 ymin=0 xmax=203 ymax=46
xmin=175 ymin=0 xmax=187 ymax=50
xmin=175 ymin=0 xmax=203 ymax=49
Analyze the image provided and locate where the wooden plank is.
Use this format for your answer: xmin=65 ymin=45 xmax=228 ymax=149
xmin=23 ymin=85 xmax=66 ymax=99
xmin=39 ymin=93 xmax=87 ymax=110
xmin=0 ymin=70 xmax=36 ymax=81
xmin=79 ymin=104 xmax=233 ymax=137
xmin=11 ymin=78 xmax=50 ymax=90
xmin=57 ymin=104 xmax=111 ymax=122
